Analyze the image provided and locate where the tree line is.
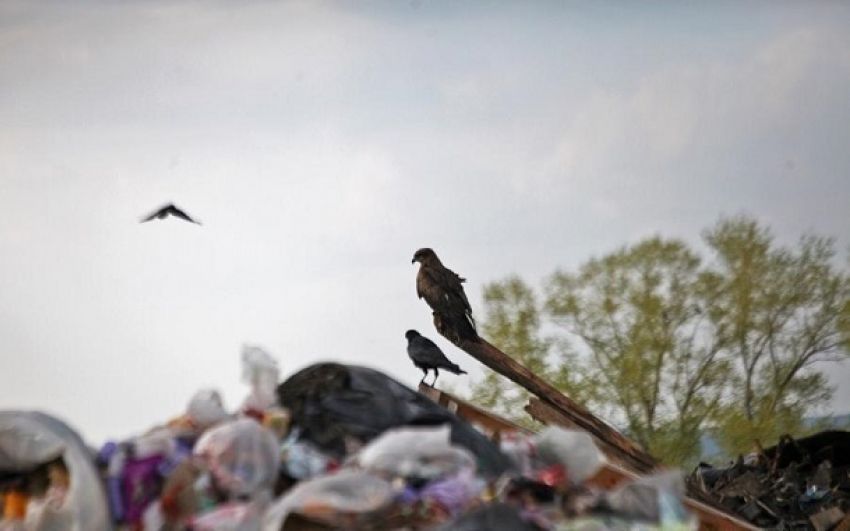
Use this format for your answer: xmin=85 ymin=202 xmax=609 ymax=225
xmin=468 ymin=215 xmax=850 ymax=466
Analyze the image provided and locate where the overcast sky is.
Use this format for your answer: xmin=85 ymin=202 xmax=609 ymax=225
xmin=2 ymin=1 xmax=849 ymax=445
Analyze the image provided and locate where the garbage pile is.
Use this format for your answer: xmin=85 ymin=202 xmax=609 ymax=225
xmin=689 ymin=431 xmax=850 ymax=530
xmin=2 ymin=349 xmax=700 ymax=530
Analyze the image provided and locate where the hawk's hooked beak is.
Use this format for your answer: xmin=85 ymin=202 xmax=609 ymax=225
xmin=412 ymin=256 xmax=418 ymax=264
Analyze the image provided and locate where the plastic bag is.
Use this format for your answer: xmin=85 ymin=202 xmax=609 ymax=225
xmin=188 ymin=389 xmax=230 ymax=429
xmin=354 ymin=425 xmax=476 ymax=480
xmin=534 ymin=427 xmax=607 ymax=484
xmin=262 ymin=469 xmax=396 ymax=530
xmin=596 ymin=470 xmax=692 ymax=525
xmin=403 ymin=468 xmax=485 ymax=517
xmin=0 ymin=416 xmax=65 ymax=471
xmin=142 ymin=500 xmax=165 ymax=531
xmin=0 ymin=411 xmax=113 ymax=531
xmin=435 ymin=502 xmax=543 ymax=531
xmin=22 ymin=494 xmax=74 ymax=531
xmin=190 ymin=501 xmax=263 ymax=531
xmin=193 ymin=418 xmax=280 ymax=499
xmin=280 ymin=429 xmax=337 ymax=480
xmin=500 ymin=431 xmax=535 ymax=477
xmin=276 ymin=363 xmax=513 ymax=478
xmin=107 ymin=429 xmax=179 ymax=524
xmin=241 ymin=345 xmax=281 ymax=414
xmin=557 ymin=515 xmax=697 ymax=531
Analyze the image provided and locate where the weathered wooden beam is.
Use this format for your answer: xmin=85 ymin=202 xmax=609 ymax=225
xmin=436 ymin=327 xmax=658 ymax=473
xmin=419 ymin=382 xmax=531 ymax=436
xmin=524 ymin=398 xmax=580 ymax=431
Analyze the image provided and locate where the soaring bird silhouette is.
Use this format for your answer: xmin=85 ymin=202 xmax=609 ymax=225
xmin=140 ymin=203 xmax=201 ymax=225
xmin=412 ymin=248 xmax=477 ymax=343
xmin=405 ymin=330 xmax=467 ymax=386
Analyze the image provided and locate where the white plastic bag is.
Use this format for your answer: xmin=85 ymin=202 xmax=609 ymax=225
xmin=0 ymin=416 xmax=64 ymax=471
xmin=354 ymin=425 xmax=475 ymax=479
xmin=240 ymin=345 xmax=281 ymax=413
xmin=22 ymin=495 xmax=74 ymax=531
xmin=141 ymin=500 xmax=165 ymax=531
xmin=193 ymin=418 xmax=280 ymax=499
xmin=263 ymin=470 xmax=395 ymax=530
xmin=280 ymin=429 xmax=335 ymax=480
xmin=187 ymin=389 xmax=229 ymax=429
xmin=534 ymin=427 xmax=607 ymax=483
xmin=500 ymin=431 xmax=536 ymax=476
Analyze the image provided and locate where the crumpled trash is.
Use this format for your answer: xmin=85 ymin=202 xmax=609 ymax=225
xmin=587 ymin=470 xmax=694 ymax=527
xmin=193 ymin=418 xmax=280 ymax=500
xmin=398 ymin=468 xmax=485 ymax=518
xmin=22 ymin=479 xmax=74 ymax=531
xmin=190 ymin=501 xmax=263 ymax=531
xmin=106 ymin=428 xmax=180 ymax=524
xmin=188 ymin=389 xmax=230 ymax=430
xmin=500 ymin=431 xmax=536 ymax=477
xmin=690 ymin=431 xmax=850 ymax=528
xmin=435 ymin=501 xmax=544 ymax=531
xmin=241 ymin=345 xmax=281 ymax=415
xmin=0 ymin=411 xmax=113 ymax=531
xmin=262 ymin=469 xmax=396 ymax=530
xmin=0 ymin=416 xmax=65 ymax=472
xmin=534 ymin=427 xmax=607 ymax=484
xmin=353 ymin=425 xmax=477 ymax=480
xmin=280 ymin=428 xmax=338 ymax=480
xmin=276 ymin=363 xmax=513 ymax=478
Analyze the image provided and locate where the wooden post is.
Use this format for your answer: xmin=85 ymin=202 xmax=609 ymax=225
xmin=525 ymin=397 xmax=580 ymax=431
xmin=439 ymin=331 xmax=658 ymax=473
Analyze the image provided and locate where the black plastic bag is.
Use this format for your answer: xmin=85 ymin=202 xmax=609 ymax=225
xmin=276 ymin=363 xmax=513 ymax=478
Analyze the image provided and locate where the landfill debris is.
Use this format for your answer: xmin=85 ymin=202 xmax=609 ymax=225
xmin=435 ymin=501 xmax=542 ymax=531
xmin=264 ymin=469 xmax=397 ymax=529
xmin=0 ymin=411 xmax=113 ymax=531
xmin=689 ymin=430 xmax=850 ymax=530
xmin=241 ymin=345 xmax=281 ymax=418
xmin=2 ymin=354 xmax=705 ymax=530
xmin=275 ymin=362 xmax=513 ymax=479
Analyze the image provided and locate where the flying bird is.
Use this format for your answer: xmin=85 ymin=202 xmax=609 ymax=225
xmin=405 ymin=330 xmax=467 ymax=386
xmin=412 ymin=248 xmax=477 ymax=343
xmin=140 ymin=203 xmax=201 ymax=225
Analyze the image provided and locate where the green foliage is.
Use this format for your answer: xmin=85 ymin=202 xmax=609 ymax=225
xmin=701 ymin=216 xmax=850 ymax=456
xmin=545 ymin=237 xmax=726 ymax=465
xmin=466 ymin=276 xmax=554 ymax=429
xmin=466 ymin=216 xmax=850 ymax=466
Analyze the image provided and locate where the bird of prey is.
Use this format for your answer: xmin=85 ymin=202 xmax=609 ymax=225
xmin=405 ymin=330 xmax=467 ymax=386
xmin=140 ymin=203 xmax=201 ymax=225
xmin=412 ymin=248 xmax=478 ymax=343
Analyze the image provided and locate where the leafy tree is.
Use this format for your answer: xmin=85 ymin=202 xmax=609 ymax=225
xmin=467 ymin=276 xmax=560 ymax=428
xmin=466 ymin=217 xmax=850 ymax=466
xmin=544 ymin=237 xmax=728 ymax=465
xmin=701 ymin=216 xmax=850 ymax=455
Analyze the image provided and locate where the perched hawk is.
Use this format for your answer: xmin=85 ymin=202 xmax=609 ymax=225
xmin=405 ymin=330 xmax=467 ymax=386
xmin=140 ymin=203 xmax=201 ymax=225
xmin=412 ymin=248 xmax=478 ymax=343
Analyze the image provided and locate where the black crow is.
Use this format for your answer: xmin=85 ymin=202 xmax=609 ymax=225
xmin=140 ymin=203 xmax=201 ymax=225
xmin=405 ymin=329 xmax=467 ymax=386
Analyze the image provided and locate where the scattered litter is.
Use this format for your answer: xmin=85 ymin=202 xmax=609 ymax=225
xmin=689 ymin=431 xmax=850 ymax=529
xmin=2 ymin=352 xmax=750 ymax=530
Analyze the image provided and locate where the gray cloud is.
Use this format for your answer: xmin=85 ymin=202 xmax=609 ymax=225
xmin=1 ymin=1 xmax=849 ymax=442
